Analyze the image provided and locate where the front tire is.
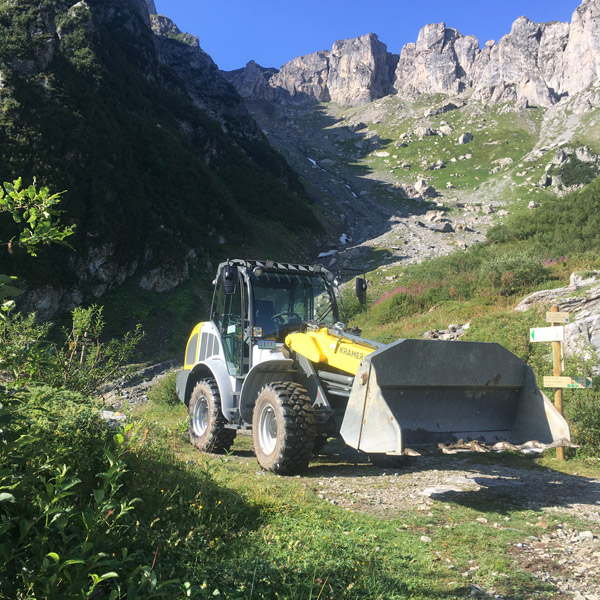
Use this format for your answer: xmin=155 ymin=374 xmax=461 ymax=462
xmin=252 ymin=382 xmax=315 ymax=475
xmin=188 ymin=379 xmax=236 ymax=453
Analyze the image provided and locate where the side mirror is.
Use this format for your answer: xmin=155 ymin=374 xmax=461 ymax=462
xmin=355 ymin=277 xmax=367 ymax=305
xmin=222 ymin=264 xmax=238 ymax=295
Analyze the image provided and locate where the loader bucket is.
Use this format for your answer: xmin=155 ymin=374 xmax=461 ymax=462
xmin=340 ymin=339 xmax=570 ymax=455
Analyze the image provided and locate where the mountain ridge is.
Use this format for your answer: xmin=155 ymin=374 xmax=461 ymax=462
xmin=225 ymin=0 xmax=600 ymax=110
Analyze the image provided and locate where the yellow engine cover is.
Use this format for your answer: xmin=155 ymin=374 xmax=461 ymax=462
xmin=285 ymin=328 xmax=376 ymax=375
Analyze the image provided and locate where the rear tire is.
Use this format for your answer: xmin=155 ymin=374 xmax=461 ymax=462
xmin=252 ymin=382 xmax=315 ymax=474
xmin=188 ymin=379 xmax=236 ymax=453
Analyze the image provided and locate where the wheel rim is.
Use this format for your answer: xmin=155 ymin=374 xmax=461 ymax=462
xmin=258 ymin=404 xmax=278 ymax=455
xmin=191 ymin=395 xmax=209 ymax=437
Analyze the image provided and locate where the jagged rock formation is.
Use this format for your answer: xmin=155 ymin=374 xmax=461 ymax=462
xmin=394 ymin=23 xmax=478 ymax=98
xmin=228 ymin=0 xmax=600 ymax=109
xmin=226 ymin=61 xmax=278 ymax=101
xmin=225 ymin=33 xmax=398 ymax=106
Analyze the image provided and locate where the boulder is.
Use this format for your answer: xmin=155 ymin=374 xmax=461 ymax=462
xmin=575 ymin=145 xmax=598 ymax=163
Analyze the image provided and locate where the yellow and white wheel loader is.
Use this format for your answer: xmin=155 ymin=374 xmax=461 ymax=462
xmin=176 ymin=259 xmax=570 ymax=474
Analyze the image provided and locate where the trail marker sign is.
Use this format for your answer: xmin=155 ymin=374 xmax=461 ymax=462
xmin=543 ymin=376 xmax=593 ymax=389
xmin=546 ymin=311 xmax=570 ymax=324
xmin=529 ymin=326 xmax=564 ymax=343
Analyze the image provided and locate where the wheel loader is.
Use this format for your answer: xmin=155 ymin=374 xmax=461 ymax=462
xmin=176 ymin=259 xmax=570 ymax=474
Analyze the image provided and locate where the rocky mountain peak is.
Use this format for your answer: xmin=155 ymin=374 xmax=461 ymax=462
xmin=227 ymin=0 xmax=600 ymax=111
xmin=145 ymin=0 xmax=157 ymax=14
xmin=561 ymin=0 xmax=600 ymax=96
xmin=225 ymin=33 xmax=398 ymax=106
xmin=150 ymin=13 xmax=199 ymax=46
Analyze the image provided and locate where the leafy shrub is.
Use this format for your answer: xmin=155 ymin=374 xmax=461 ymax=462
xmin=562 ymin=350 xmax=600 ymax=456
xmin=0 ymin=305 xmax=143 ymax=394
xmin=565 ymin=389 xmax=600 ymax=455
xmin=147 ymin=369 xmax=179 ymax=406
xmin=45 ymin=305 xmax=144 ymax=395
xmin=486 ymin=175 xmax=600 ymax=256
xmin=22 ymin=385 xmax=112 ymax=479
xmin=0 ymin=310 xmax=53 ymax=380
xmin=478 ymin=249 xmax=549 ymax=295
xmin=1 ymin=389 xmax=139 ymax=598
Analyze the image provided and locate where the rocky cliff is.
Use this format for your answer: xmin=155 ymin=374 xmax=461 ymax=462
xmin=225 ymin=33 xmax=398 ymax=106
xmin=149 ymin=13 xmax=262 ymax=134
xmin=0 ymin=0 xmax=319 ymax=319
xmin=228 ymin=0 xmax=600 ymax=110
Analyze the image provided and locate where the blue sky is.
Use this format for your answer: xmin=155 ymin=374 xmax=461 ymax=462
xmin=153 ymin=0 xmax=582 ymax=72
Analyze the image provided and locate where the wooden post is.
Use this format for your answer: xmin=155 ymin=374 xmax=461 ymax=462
xmin=550 ymin=306 xmax=565 ymax=461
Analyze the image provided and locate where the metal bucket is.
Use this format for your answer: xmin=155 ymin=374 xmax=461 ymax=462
xmin=340 ymin=339 xmax=570 ymax=455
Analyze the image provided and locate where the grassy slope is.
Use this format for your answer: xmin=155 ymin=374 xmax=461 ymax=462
xmin=120 ymin=397 xmax=600 ymax=600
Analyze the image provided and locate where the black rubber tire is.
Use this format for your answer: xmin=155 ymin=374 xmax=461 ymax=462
xmin=188 ymin=379 xmax=236 ymax=454
xmin=252 ymin=382 xmax=315 ymax=475
xmin=369 ymin=454 xmax=412 ymax=469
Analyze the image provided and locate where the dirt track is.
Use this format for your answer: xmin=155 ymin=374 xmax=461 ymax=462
xmin=299 ymin=444 xmax=600 ymax=600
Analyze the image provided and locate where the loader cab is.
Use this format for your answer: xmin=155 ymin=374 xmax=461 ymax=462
xmin=249 ymin=270 xmax=340 ymax=342
xmin=211 ymin=261 xmax=341 ymax=376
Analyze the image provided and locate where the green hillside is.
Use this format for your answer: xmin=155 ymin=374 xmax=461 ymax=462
xmin=0 ymin=0 xmax=321 ymax=292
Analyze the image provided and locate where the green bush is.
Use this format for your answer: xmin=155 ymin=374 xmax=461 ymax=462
xmin=22 ymin=386 xmax=111 ymax=480
xmin=0 ymin=310 xmax=53 ymax=380
xmin=486 ymin=175 xmax=600 ymax=256
xmin=558 ymin=156 xmax=598 ymax=187
xmin=147 ymin=369 xmax=179 ymax=406
xmin=562 ymin=350 xmax=600 ymax=456
xmin=45 ymin=305 xmax=144 ymax=395
xmin=565 ymin=389 xmax=600 ymax=455
xmin=478 ymin=249 xmax=549 ymax=296
xmin=0 ymin=389 xmax=166 ymax=599
xmin=0 ymin=305 xmax=143 ymax=394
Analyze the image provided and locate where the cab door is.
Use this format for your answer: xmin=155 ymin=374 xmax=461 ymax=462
xmin=211 ymin=271 xmax=249 ymax=377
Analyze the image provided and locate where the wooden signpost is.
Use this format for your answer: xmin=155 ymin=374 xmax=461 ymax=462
xmin=528 ymin=306 xmax=593 ymax=461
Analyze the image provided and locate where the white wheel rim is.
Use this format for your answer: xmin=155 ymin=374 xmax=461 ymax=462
xmin=258 ymin=404 xmax=278 ymax=455
xmin=191 ymin=395 xmax=209 ymax=436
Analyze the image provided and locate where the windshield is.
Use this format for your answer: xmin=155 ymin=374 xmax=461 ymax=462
xmin=250 ymin=272 xmax=338 ymax=340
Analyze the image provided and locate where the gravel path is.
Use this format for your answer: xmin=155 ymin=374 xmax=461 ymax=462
xmin=304 ymin=445 xmax=600 ymax=600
